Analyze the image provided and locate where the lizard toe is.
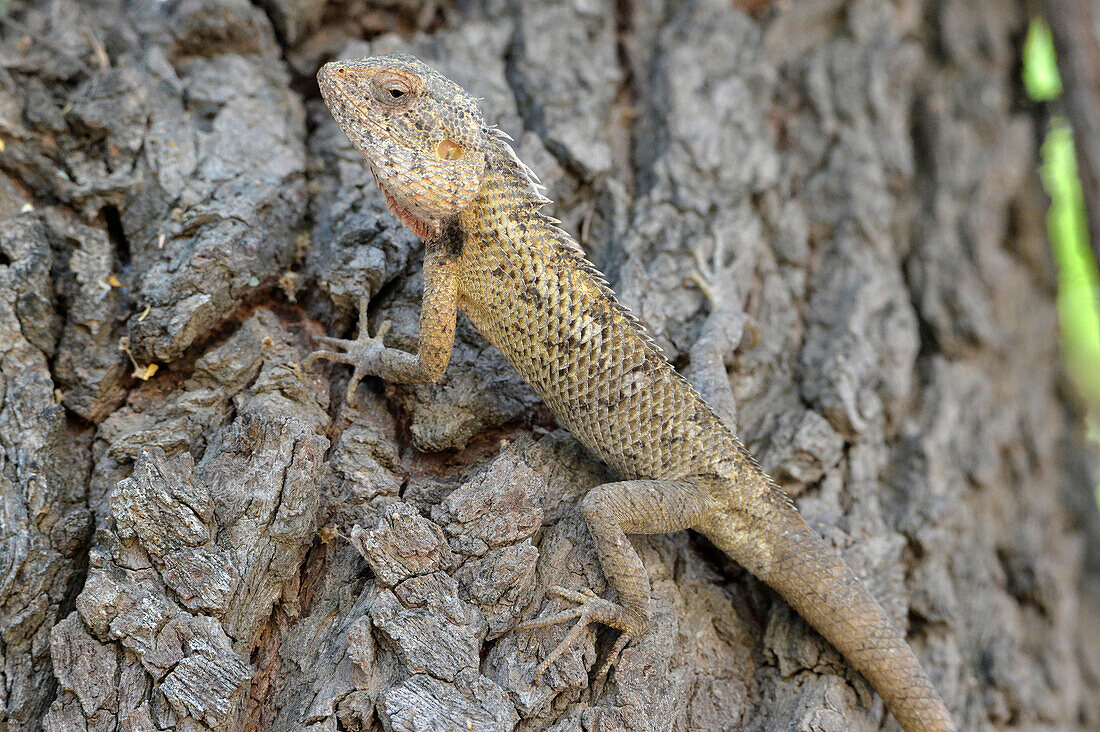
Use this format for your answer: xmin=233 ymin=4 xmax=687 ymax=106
xmin=520 ymin=589 xmax=646 ymax=682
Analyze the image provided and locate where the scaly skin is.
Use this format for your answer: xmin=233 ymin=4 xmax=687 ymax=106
xmin=309 ymin=54 xmax=955 ymax=731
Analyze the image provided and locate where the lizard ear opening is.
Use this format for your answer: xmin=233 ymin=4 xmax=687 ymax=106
xmin=436 ymin=139 xmax=464 ymax=161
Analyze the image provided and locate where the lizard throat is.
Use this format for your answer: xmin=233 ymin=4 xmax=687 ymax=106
xmin=371 ymin=167 xmax=441 ymax=241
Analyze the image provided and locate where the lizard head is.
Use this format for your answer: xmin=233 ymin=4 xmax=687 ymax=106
xmin=317 ymin=54 xmax=487 ymax=240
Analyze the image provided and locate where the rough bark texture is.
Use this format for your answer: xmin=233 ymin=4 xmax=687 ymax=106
xmin=0 ymin=0 xmax=1096 ymax=730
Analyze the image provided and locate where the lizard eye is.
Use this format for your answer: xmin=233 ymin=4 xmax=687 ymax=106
xmin=373 ymin=71 xmax=418 ymax=105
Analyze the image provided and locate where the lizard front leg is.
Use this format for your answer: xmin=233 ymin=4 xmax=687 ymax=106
xmin=519 ymin=477 xmax=713 ymax=679
xmin=305 ymin=251 xmax=459 ymax=404
xmin=683 ymin=235 xmax=755 ymax=431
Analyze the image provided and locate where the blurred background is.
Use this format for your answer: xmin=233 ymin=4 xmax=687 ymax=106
xmin=1023 ymin=18 xmax=1100 ymax=496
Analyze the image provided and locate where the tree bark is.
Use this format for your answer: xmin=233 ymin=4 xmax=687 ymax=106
xmin=0 ymin=0 xmax=1095 ymax=730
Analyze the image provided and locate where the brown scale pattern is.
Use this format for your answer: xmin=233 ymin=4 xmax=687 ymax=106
xmin=456 ymin=145 xmax=738 ymax=482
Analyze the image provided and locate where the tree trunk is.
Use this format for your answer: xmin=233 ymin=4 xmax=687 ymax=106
xmin=0 ymin=0 xmax=1096 ymax=730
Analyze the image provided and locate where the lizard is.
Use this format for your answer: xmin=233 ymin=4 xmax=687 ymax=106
xmin=306 ymin=53 xmax=955 ymax=732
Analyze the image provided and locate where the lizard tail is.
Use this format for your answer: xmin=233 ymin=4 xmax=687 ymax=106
xmin=702 ymin=484 xmax=955 ymax=732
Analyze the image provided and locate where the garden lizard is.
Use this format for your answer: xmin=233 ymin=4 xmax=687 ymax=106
xmin=307 ymin=54 xmax=955 ymax=731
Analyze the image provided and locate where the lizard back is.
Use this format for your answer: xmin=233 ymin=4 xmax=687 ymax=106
xmin=454 ymin=141 xmax=738 ymax=482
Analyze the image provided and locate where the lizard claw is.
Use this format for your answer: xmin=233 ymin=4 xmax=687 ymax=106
xmin=518 ymin=585 xmax=641 ymax=682
xmin=685 ymin=234 xmax=739 ymax=309
xmin=302 ymin=298 xmax=391 ymax=405
xmin=684 ymin=235 xmax=759 ymax=349
xmin=592 ymin=633 xmax=631 ymax=694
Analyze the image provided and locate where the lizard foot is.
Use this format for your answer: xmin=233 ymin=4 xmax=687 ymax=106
xmin=685 ymin=233 xmax=738 ymax=307
xmin=518 ymin=586 xmax=642 ymax=681
xmin=685 ymin=235 xmax=759 ymax=352
xmin=303 ymin=298 xmax=390 ymax=406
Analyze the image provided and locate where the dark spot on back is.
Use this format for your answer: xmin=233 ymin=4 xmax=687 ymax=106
xmin=432 ymin=219 xmax=466 ymax=258
xmin=517 ymin=283 xmax=544 ymax=307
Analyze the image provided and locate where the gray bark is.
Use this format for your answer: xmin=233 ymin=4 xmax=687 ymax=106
xmin=0 ymin=0 xmax=1095 ymax=730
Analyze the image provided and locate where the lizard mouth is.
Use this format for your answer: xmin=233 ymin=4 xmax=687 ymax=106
xmin=317 ymin=66 xmax=400 ymax=158
xmin=317 ymin=72 xmax=433 ymax=233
